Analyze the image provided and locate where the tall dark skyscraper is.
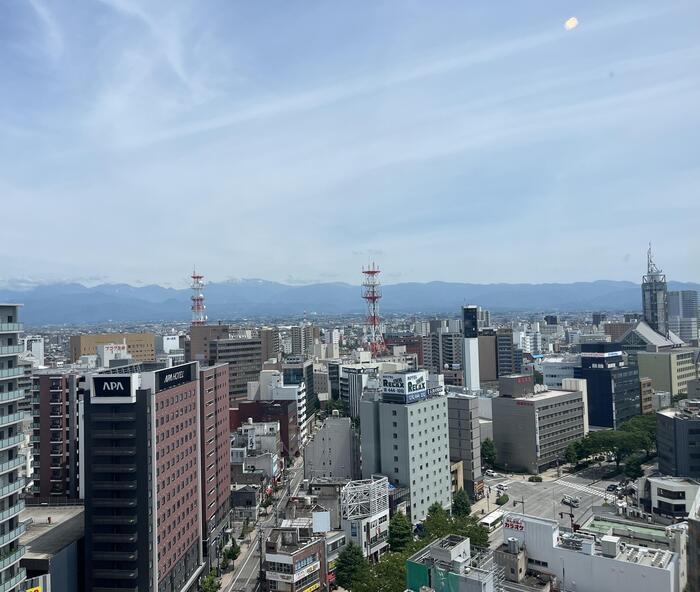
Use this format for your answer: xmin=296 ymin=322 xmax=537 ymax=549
xmin=642 ymin=244 xmax=669 ymax=337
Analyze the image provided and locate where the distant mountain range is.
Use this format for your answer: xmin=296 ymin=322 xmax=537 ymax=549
xmin=2 ymin=279 xmax=699 ymax=325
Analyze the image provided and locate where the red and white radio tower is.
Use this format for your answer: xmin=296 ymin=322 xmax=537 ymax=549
xmin=191 ymin=268 xmax=207 ymax=325
xmin=362 ymin=262 xmax=385 ymax=354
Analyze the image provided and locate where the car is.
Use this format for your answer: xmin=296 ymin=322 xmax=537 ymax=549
xmin=485 ymin=469 xmax=497 ymax=477
xmin=562 ymin=496 xmax=580 ymax=508
xmin=606 ymin=484 xmax=617 ymax=492
xmin=497 ymin=483 xmax=508 ymax=491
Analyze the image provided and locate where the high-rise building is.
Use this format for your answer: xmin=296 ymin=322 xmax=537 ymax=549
xmin=544 ymin=315 xmax=559 ymax=326
xmin=260 ymin=327 xmax=280 ymax=362
xmin=657 ymin=402 xmax=700 ymax=478
xmin=69 ymin=332 xmax=155 ymax=363
xmin=340 ymin=365 xmax=378 ymax=418
xmin=669 ymin=290 xmax=700 ymax=343
xmin=446 ymin=389 xmax=483 ymax=499
xmin=492 ymin=375 xmax=587 ymax=474
xmin=198 ymin=364 xmax=231 ymax=569
xmin=304 ymin=414 xmax=360 ymax=480
xmin=30 ymin=370 xmax=82 ymax=499
xmin=592 ymin=312 xmax=607 ymax=326
xmin=640 ymin=376 xmax=654 ymax=415
xmin=642 ymin=245 xmax=669 ymax=337
xmin=422 ymin=331 xmax=462 ymax=375
xmin=0 ymin=303 xmax=28 ymax=591
xmin=84 ymin=362 xmax=203 ymax=592
xmin=574 ymin=343 xmax=640 ymax=428
xmin=637 ymin=348 xmax=700 ymax=396
xmin=496 ymin=328 xmax=522 ymax=377
xmin=462 ymin=306 xmax=480 ymax=391
xmin=360 ymin=370 xmax=451 ymax=524
xmin=290 ymin=325 xmax=305 ymax=356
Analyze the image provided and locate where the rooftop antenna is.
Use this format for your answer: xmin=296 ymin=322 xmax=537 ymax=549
xmin=191 ymin=268 xmax=206 ymax=325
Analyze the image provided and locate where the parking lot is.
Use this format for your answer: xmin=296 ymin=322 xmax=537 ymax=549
xmin=480 ymin=468 xmax=630 ymax=548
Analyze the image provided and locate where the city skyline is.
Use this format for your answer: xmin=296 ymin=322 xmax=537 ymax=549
xmin=2 ymin=1 xmax=699 ymax=285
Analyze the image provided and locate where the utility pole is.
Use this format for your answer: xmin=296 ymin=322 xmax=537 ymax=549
xmin=512 ymin=496 xmax=526 ymax=515
xmin=258 ymin=526 xmax=265 ymax=586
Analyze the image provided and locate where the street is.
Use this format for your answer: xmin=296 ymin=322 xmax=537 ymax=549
xmin=223 ymin=462 xmax=306 ymax=592
xmin=481 ymin=469 xmax=625 ymax=548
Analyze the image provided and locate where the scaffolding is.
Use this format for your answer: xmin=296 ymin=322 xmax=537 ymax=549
xmin=341 ymin=475 xmax=389 ymax=520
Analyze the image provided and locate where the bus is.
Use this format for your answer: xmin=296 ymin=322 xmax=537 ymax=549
xmin=479 ymin=510 xmax=505 ymax=532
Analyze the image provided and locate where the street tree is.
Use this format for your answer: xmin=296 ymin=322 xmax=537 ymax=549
xmin=388 ymin=511 xmax=413 ymax=552
xmin=624 ymin=455 xmax=644 ymax=480
xmin=481 ymin=438 xmax=497 ymax=468
xmin=335 ymin=542 xmax=369 ymax=590
xmin=452 ymin=489 xmax=471 ymax=517
xmin=200 ymin=574 xmax=221 ymax=592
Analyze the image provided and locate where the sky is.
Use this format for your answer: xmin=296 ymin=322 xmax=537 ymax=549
xmin=1 ymin=1 xmax=699 ymax=288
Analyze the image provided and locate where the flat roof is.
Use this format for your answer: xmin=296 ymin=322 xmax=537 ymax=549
xmin=19 ymin=506 xmax=84 ymax=559
xmin=583 ymin=517 xmax=664 ymax=538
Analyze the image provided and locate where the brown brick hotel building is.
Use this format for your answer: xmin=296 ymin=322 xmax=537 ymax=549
xmin=84 ymin=362 xmax=205 ymax=592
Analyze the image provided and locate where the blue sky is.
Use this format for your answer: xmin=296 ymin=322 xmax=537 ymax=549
xmin=1 ymin=0 xmax=699 ymax=287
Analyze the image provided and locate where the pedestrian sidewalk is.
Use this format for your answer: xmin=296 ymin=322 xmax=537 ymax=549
xmin=217 ymin=530 xmax=257 ymax=590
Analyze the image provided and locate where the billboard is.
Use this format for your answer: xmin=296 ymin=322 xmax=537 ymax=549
xmin=91 ymin=374 xmax=137 ymax=402
xmin=155 ymin=362 xmax=195 ymax=392
xmin=382 ymin=372 xmax=426 ymax=395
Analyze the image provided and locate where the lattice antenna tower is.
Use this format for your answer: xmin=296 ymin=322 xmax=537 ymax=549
xmin=191 ymin=268 xmax=207 ymax=325
xmin=362 ymin=262 xmax=385 ymax=354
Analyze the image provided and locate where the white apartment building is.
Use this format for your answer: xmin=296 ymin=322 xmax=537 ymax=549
xmin=249 ymin=369 xmax=308 ymax=443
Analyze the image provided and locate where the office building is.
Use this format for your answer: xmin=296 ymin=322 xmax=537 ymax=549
xmin=492 ymin=375 xmax=587 ymax=474
xmin=208 ymin=333 xmax=263 ymax=402
xmin=638 ymin=347 xmax=700 ymax=396
xmin=497 ymin=513 xmax=679 ymax=592
xmin=406 ymin=535 xmax=499 ymax=592
xmin=260 ymin=327 xmax=280 ymax=362
xmin=249 ymin=369 xmax=308 ymax=444
xmin=620 ymin=320 xmax=684 ymax=368
xmin=230 ymin=400 xmax=300 ymax=459
xmin=574 ymin=343 xmax=640 ymax=428
xmin=339 ymin=364 xmax=378 ymax=418
xmin=340 ymin=476 xmax=390 ymax=562
xmin=230 ymin=420 xmax=282 ymax=485
xmin=69 ymin=332 xmax=155 ymax=363
xmin=422 ymin=331 xmax=462 ymax=376
xmin=360 ymin=370 xmax=451 ymax=524
xmin=496 ymin=328 xmax=522 ymax=377
xmin=30 ymin=369 xmax=82 ymax=499
xmin=198 ymin=364 xmax=231 ymax=569
xmin=669 ymin=290 xmax=699 ymax=342
xmin=281 ymin=357 xmax=315 ymax=413
xmin=304 ymin=414 xmax=360 ymax=480
xmin=83 ymin=362 xmax=203 ymax=592
xmin=446 ymin=388 xmax=483 ymax=499
xmin=642 ymin=245 xmax=670 ymax=337
xmin=462 ymin=306 xmax=480 ymax=391
xmin=478 ymin=330 xmax=498 ymax=383
xmin=657 ymin=401 xmax=700 ymax=478
xmin=544 ymin=315 xmax=559 ymax=326
xmin=638 ymin=476 xmax=700 ymax=519
xmin=640 ymin=376 xmax=654 ymax=415
xmin=262 ymin=524 xmax=328 ymax=592
xmin=0 ymin=304 xmax=28 ymax=592
xmin=592 ymin=312 xmax=607 ymax=326
xmin=22 ymin=335 xmax=45 ymax=368
xmin=538 ymin=355 xmax=579 ymax=388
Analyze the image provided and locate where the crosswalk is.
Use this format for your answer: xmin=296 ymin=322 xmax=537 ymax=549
xmin=557 ymin=479 xmax=607 ymax=499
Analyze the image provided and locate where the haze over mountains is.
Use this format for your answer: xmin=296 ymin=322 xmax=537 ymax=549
xmin=3 ymin=279 xmax=700 ymax=325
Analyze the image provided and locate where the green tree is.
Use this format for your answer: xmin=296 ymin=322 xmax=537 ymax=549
xmin=200 ymin=574 xmax=221 ymax=592
xmin=620 ymin=414 xmax=657 ymax=458
xmin=354 ymin=550 xmax=409 ymax=592
xmin=423 ymin=503 xmax=451 ymax=539
xmin=564 ymin=441 xmax=580 ymax=465
xmin=481 ymin=438 xmax=496 ymax=468
xmin=452 ymin=489 xmax=471 ymax=517
xmin=336 ymin=542 xmax=369 ymax=590
xmin=388 ymin=511 xmax=413 ymax=552
xmin=624 ymin=455 xmax=644 ymax=480
xmin=533 ymin=370 xmax=544 ymax=385
xmin=496 ymin=494 xmax=509 ymax=506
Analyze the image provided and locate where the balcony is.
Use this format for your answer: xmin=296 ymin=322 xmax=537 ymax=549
xmin=0 ymin=392 xmax=23 ymax=404
xmin=0 ymin=413 xmax=26 ymax=429
xmin=0 ymin=435 xmax=23 ymax=452
xmin=91 ymin=430 xmax=136 ymax=439
xmin=92 ymin=464 xmax=136 ymax=474
xmin=0 ymin=347 xmax=22 ymax=356
xmin=92 ymin=550 xmax=138 ymax=561
xmin=91 ymin=413 xmax=136 ymax=423
xmin=0 ymin=324 xmax=22 ymax=333
xmin=0 ymin=546 xmax=24 ymax=571
xmin=0 ymin=369 xmax=23 ymax=380
xmin=92 ymin=568 xmax=138 ymax=580
xmin=0 ymin=522 xmax=28 ymax=546
xmin=92 ymin=447 xmax=136 ymax=456
xmin=93 ymin=515 xmax=137 ymax=526
xmin=92 ymin=498 xmax=137 ymax=508
xmin=0 ymin=479 xmax=27 ymax=499
xmin=0 ymin=500 xmax=25 ymax=522
xmin=0 ymin=568 xmax=26 ymax=592
xmin=93 ymin=532 xmax=138 ymax=543
xmin=0 ymin=457 xmax=25 ymax=476
xmin=92 ymin=481 xmax=137 ymax=491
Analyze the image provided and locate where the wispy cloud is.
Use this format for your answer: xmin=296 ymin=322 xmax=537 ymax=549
xmin=27 ymin=0 xmax=63 ymax=59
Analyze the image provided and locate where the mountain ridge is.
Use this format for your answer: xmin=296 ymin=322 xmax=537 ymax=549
xmin=2 ymin=279 xmax=699 ymax=325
